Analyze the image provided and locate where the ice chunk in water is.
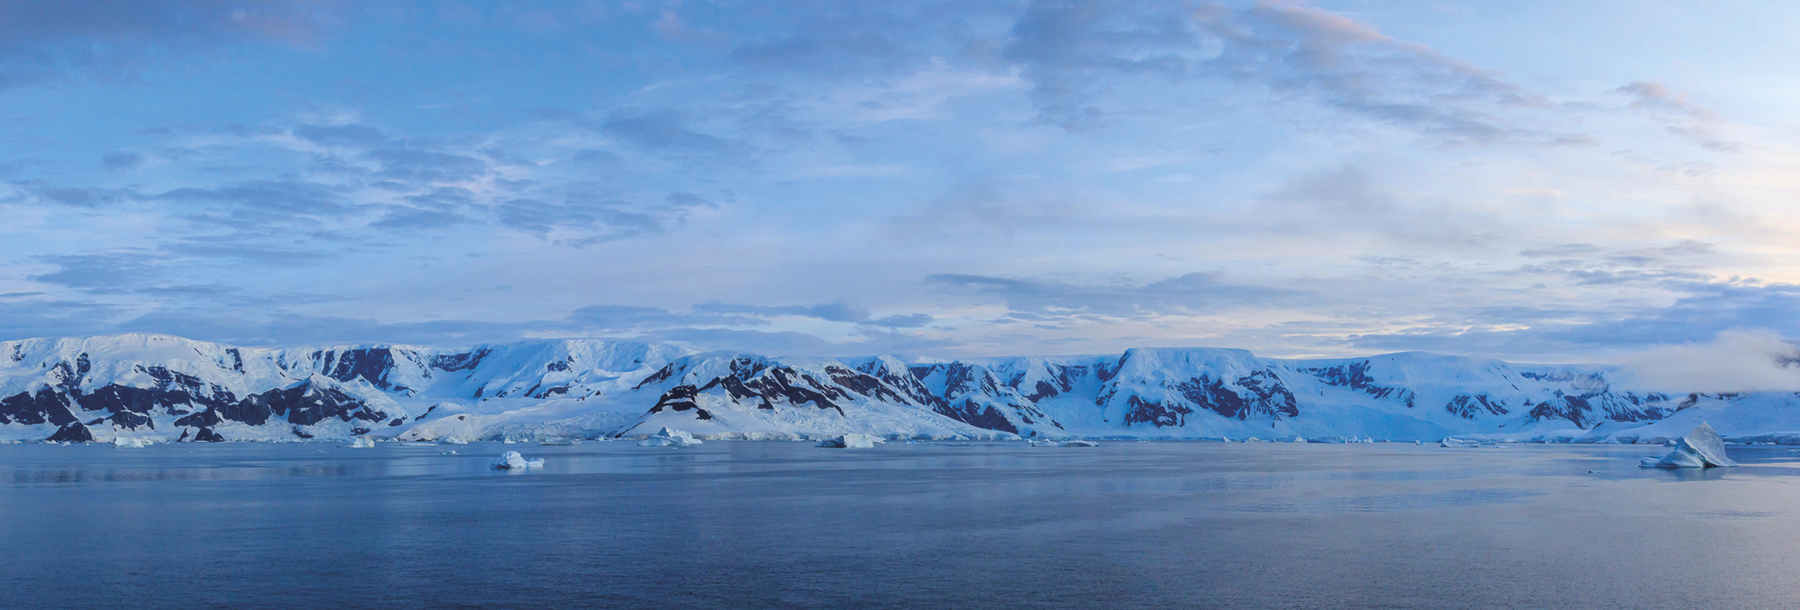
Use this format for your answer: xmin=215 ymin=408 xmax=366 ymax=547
xmin=112 ymin=436 xmax=151 ymax=448
xmin=817 ymin=433 xmax=881 ymax=448
xmin=343 ymin=437 xmax=376 ymax=449
xmin=639 ymin=427 xmax=702 ymax=447
xmin=1641 ymin=422 xmax=1736 ymax=468
xmin=438 ymin=436 xmax=468 ymax=445
xmin=491 ymin=451 xmax=543 ymax=469
xmin=1440 ymin=437 xmax=1481 ymax=448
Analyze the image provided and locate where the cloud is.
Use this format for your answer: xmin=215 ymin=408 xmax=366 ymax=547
xmin=1615 ymin=330 xmax=1800 ymax=392
xmin=866 ymin=313 xmax=932 ymax=328
xmin=724 ymin=2 xmax=1001 ymax=76
xmin=368 ymin=206 xmax=469 ymax=231
xmin=493 ymin=197 xmax=666 ymax=243
xmin=1000 ymin=1 xmax=1558 ymax=140
xmin=1346 ymin=280 xmax=1800 ymax=359
xmin=563 ymin=305 xmax=764 ymax=331
xmin=101 ymin=151 xmax=144 ymax=171
xmin=0 ymin=0 xmax=347 ymax=90
xmin=694 ymin=301 xmax=871 ymax=323
xmin=367 ymin=147 xmax=490 ymax=183
xmin=1258 ymin=165 xmax=1518 ymax=247
xmin=35 ymin=185 xmax=139 ymax=208
xmin=0 ymin=299 xmax=119 ymax=340
xmin=29 ymin=252 xmax=160 ymax=291
xmin=650 ymin=327 xmax=835 ymax=355
xmin=930 ymin=271 xmax=1304 ymax=321
xmin=294 ymin=123 xmax=388 ymax=148
xmin=110 ymin=311 xmax=548 ymax=347
xmin=1194 ymin=2 xmax=1550 ymax=143
xmin=1003 ymin=0 xmax=1202 ymax=129
xmin=1519 ymin=243 xmax=1600 ymax=258
xmin=600 ymin=109 xmax=750 ymax=159
xmin=156 ymin=179 xmax=360 ymax=228
xmin=1617 ymin=81 xmax=1740 ymax=152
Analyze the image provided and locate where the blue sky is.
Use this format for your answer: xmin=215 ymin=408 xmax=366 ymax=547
xmin=2 ymin=0 xmax=1797 ymax=361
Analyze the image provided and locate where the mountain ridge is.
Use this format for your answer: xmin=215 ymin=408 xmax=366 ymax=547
xmin=1 ymin=333 xmax=1795 ymax=445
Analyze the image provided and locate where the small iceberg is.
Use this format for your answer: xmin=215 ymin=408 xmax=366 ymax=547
xmin=1640 ymin=422 xmax=1737 ymax=469
xmin=817 ymin=433 xmax=882 ymax=449
xmin=539 ymin=439 xmax=577 ymax=446
xmin=1440 ymin=437 xmax=1481 ymax=448
xmin=343 ymin=437 xmax=377 ymax=449
xmin=113 ymin=437 xmax=151 ymax=448
xmin=1029 ymin=439 xmax=1097 ymax=447
xmin=491 ymin=450 xmax=545 ymax=469
xmin=639 ymin=427 xmax=702 ymax=447
xmin=439 ymin=436 xmax=469 ymax=445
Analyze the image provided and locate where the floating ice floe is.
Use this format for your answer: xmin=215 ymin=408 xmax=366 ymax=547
xmin=539 ymin=439 xmax=577 ymax=446
xmin=1028 ymin=439 xmax=1097 ymax=447
xmin=112 ymin=437 xmax=151 ymax=448
xmin=491 ymin=450 xmax=544 ymax=469
xmin=1440 ymin=437 xmax=1482 ymax=448
xmin=817 ymin=433 xmax=882 ymax=449
xmin=1640 ymin=422 xmax=1737 ymax=469
xmin=438 ymin=436 xmax=468 ymax=445
xmin=343 ymin=437 xmax=377 ymax=449
xmin=638 ymin=427 xmax=702 ymax=447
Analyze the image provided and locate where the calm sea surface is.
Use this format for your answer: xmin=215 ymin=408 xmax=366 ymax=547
xmin=4 ymin=441 xmax=1800 ymax=609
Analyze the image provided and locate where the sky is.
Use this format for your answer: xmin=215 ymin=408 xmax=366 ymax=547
xmin=1 ymin=0 xmax=1798 ymax=362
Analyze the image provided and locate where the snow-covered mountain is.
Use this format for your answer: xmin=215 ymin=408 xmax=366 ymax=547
xmin=2 ymin=334 xmax=1796 ymax=444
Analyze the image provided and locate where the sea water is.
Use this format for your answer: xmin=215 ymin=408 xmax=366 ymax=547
xmin=4 ymin=441 xmax=1800 ymax=609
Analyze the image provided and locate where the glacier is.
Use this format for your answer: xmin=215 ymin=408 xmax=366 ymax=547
xmin=1 ymin=333 xmax=1798 ymax=445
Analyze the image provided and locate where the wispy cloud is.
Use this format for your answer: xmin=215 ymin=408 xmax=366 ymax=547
xmin=1617 ymin=81 xmax=1740 ymax=152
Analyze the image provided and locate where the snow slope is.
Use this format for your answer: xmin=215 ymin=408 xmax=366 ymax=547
xmin=0 ymin=334 xmax=1793 ymax=444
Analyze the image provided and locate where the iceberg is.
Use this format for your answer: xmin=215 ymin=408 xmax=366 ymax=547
xmin=1640 ymin=422 xmax=1737 ymax=469
xmin=1061 ymin=440 xmax=1098 ymax=447
xmin=491 ymin=450 xmax=544 ymax=469
xmin=1440 ymin=437 xmax=1481 ymax=448
xmin=112 ymin=436 xmax=151 ymax=448
xmin=817 ymin=433 xmax=882 ymax=449
xmin=438 ymin=436 xmax=468 ymax=445
xmin=638 ymin=427 xmax=702 ymax=447
xmin=538 ymin=439 xmax=577 ymax=446
xmin=344 ymin=437 xmax=377 ymax=448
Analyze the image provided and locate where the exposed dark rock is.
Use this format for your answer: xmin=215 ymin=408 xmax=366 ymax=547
xmin=47 ymin=422 xmax=93 ymax=442
xmin=1300 ymin=361 xmax=1416 ymax=407
xmin=1445 ymin=394 xmax=1508 ymax=419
